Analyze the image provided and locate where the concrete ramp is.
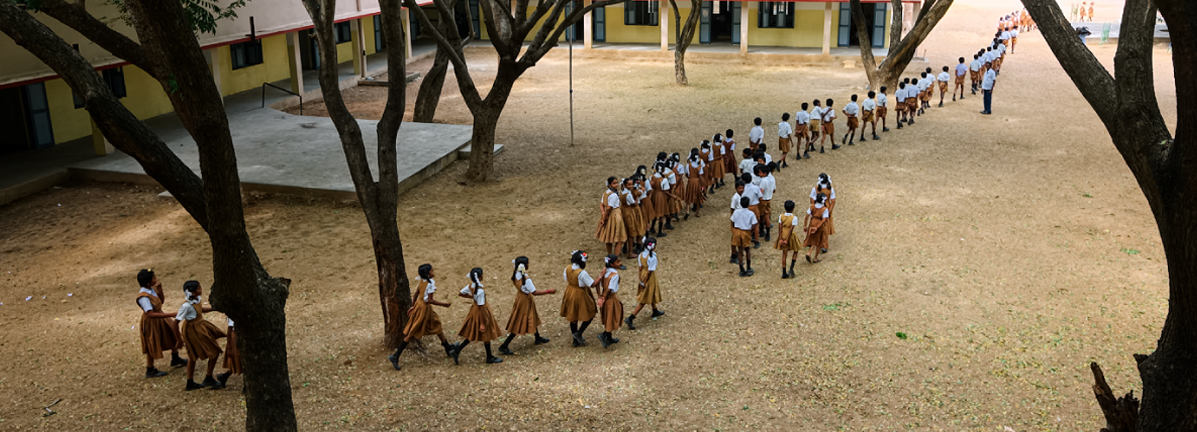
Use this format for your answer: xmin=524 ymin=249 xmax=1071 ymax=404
xmin=70 ymin=109 xmax=489 ymax=200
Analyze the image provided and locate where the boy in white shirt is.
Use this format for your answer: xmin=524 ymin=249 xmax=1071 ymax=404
xmin=917 ymin=71 xmax=932 ymax=114
xmin=894 ymin=82 xmax=908 ymax=129
xmin=969 ymin=53 xmax=983 ymax=94
xmin=861 ymin=91 xmax=878 ymax=141
xmin=954 ymin=57 xmax=968 ymax=101
xmin=739 ymin=172 xmax=763 ymax=248
xmin=808 ymin=100 xmax=823 ymax=147
xmin=730 ymin=196 xmax=758 ymax=277
xmin=877 ymin=86 xmax=889 ymax=132
xmin=822 ymin=98 xmax=838 ymax=151
xmin=841 ymin=95 xmax=860 ymax=146
xmin=749 ymin=117 xmax=765 ymax=153
xmin=777 ymin=113 xmax=793 ymax=169
xmin=755 ymin=164 xmax=777 ymax=241
xmin=795 ymin=103 xmax=811 ymax=159
xmin=937 ymin=66 xmax=952 ymax=107
xmin=729 ymin=180 xmax=745 ymax=264
xmin=738 ymin=148 xmax=755 ymax=177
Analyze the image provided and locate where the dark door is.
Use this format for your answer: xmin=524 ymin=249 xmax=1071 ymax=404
xmin=23 ymin=83 xmax=54 ymax=149
xmin=455 ymin=0 xmax=472 ymax=39
xmin=731 ymin=1 xmax=740 ymax=44
xmin=0 ymin=87 xmax=33 ymax=155
xmin=300 ymin=30 xmax=320 ymax=70
xmin=594 ymin=6 xmax=606 ymax=42
xmin=871 ymin=3 xmax=887 ymax=48
xmin=709 ymin=1 xmax=734 ymax=43
xmin=565 ymin=1 xmax=583 ymax=41
xmin=469 ymin=0 xmax=480 ymax=37
xmin=838 ymin=2 xmax=876 ymax=47
xmin=374 ymin=15 xmax=385 ymax=51
xmin=699 ymin=1 xmax=711 ymax=44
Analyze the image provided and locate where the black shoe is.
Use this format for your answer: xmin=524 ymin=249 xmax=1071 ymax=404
xmin=498 ymin=345 xmax=514 ymax=355
xmin=625 ymin=316 xmax=636 ymax=330
xmin=841 ymin=135 xmax=847 ymax=145
xmin=745 ymin=268 xmax=755 ymax=277
xmin=803 ymin=151 xmax=810 ymax=159
xmin=185 ymin=380 xmax=206 ymax=391
xmin=908 ymin=119 xmax=915 ymax=124
xmin=820 ymin=148 xmax=825 ymax=154
xmin=664 ymin=222 xmax=675 ymax=230
xmin=848 ymin=140 xmax=855 ymax=146
xmin=781 ymin=269 xmax=790 ymax=279
xmin=782 ymin=161 xmax=789 ymax=168
xmin=443 ymin=342 xmax=455 ymax=358
xmin=387 ymin=353 xmax=401 ymax=370
xmin=170 ymin=355 xmax=188 ymax=368
xmin=609 ymin=336 xmax=620 ymax=344
xmin=832 ymin=145 xmax=841 ymax=150
xmin=534 ymin=336 xmax=551 ymax=345
xmin=450 ymin=343 xmax=463 ymax=365
xmin=872 ymin=135 xmax=880 ymax=140
xmin=952 ymin=95 xmax=956 ymax=101
xmin=896 ymin=123 xmax=903 ymax=129
xmin=821 ymin=248 xmax=828 ymax=253
xmin=203 ymin=375 xmax=224 ymax=390
xmin=788 ymin=269 xmax=797 ymax=279
xmin=651 ymin=310 xmax=665 ymax=318
xmin=938 ymin=102 xmax=943 ymax=107
xmin=859 ymin=135 xmax=867 ymax=142
xmin=753 ymin=241 xmax=760 ymax=249
xmin=656 ymin=231 xmax=666 ymax=237
xmin=729 ymin=253 xmax=739 ymax=264
xmin=486 ymin=356 xmax=504 ymax=364
xmin=217 ymin=371 xmax=232 ymax=386
xmin=980 ymin=111 xmax=991 ymax=115
xmin=882 ymin=127 xmax=890 ymax=132
xmin=600 ymin=333 xmax=613 ymax=349
xmin=738 ymin=270 xmax=748 ymax=277
xmin=145 ymin=367 xmax=168 ymax=378
xmin=572 ymin=331 xmax=585 ymax=347
xmin=764 ymin=233 xmax=771 ymax=242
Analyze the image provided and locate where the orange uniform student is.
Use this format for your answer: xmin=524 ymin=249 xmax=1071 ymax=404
xmin=388 ymin=264 xmax=456 ymax=371
xmin=777 ymin=113 xmax=794 ymax=168
xmin=682 ymin=149 xmax=707 ymax=218
xmin=451 ymin=268 xmax=504 ymax=365
xmin=216 ymin=317 xmax=240 ymax=388
xmin=841 ymin=95 xmax=860 ymax=146
xmin=710 ymin=134 xmax=728 ymax=188
xmin=619 ymin=177 xmax=644 ymax=258
xmin=821 ymin=98 xmax=838 ymax=150
xmin=596 ymin=177 xmax=628 ymax=256
xmin=774 ymin=200 xmax=803 ymax=279
xmin=625 ymin=237 xmax=664 ymax=330
xmin=135 ymin=269 xmax=187 ymax=379
xmin=562 ymin=250 xmax=600 ymax=346
xmin=596 ymin=255 xmax=625 ymax=349
xmin=804 ymin=193 xmax=831 ymax=264
xmin=722 ymin=129 xmax=738 ymax=179
xmin=731 ymin=196 xmax=759 ymax=277
xmin=877 ymin=86 xmax=890 ymax=132
xmin=498 ymin=257 xmax=557 ymax=355
xmin=861 ymin=91 xmax=879 ymax=141
xmin=176 ymin=281 xmax=227 ymax=390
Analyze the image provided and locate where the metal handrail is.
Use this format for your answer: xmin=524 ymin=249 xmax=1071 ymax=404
xmin=261 ymin=82 xmax=302 ymax=116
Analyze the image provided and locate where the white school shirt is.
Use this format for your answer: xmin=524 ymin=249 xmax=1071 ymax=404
xmin=937 ymin=72 xmax=951 ymax=83
xmin=639 ymin=182 xmax=652 ymax=201
xmin=725 ymin=138 xmax=736 ymax=152
xmin=970 ymin=59 xmax=983 ymax=71
xmin=654 ymin=173 xmax=671 ymax=191
xmin=821 ymin=107 xmax=836 ymax=123
xmin=749 ymin=126 xmax=765 ymax=144
xmin=861 ymin=98 xmax=876 ymax=112
xmin=1011 ymin=29 xmax=1019 ymax=38
xmin=666 ymin=169 xmax=678 ymax=186
xmin=807 ymin=203 xmax=830 ymax=219
xmin=743 ymin=183 xmax=762 ymax=206
xmin=602 ymin=268 xmax=620 ymax=293
xmin=422 ymin=279 xmax=438 ymax=302
xmin=778 ymin=212 xmax=800 ymax=226
xmin=639 ymin=251 xmax=658 ymax=272
xmin=877 ymin=93 xmax=888 ymax=107
xmin=778 ymin=121 xmax=793 ymax=138
xmin=739 ymin=158 xmax=756 ymax=175
xmin=918 ymin=78 xmax=932 ymax=91
xmin=809 ymin=106 xmax=823 ymax=121
xmin=622 ymin=189 xmax=637 ymax=206
xmin=844 ymin=102 xmax=859 ymax=117
xmin=1000 ymin=30 xmax=1011 ymax=40
xmin=758 ymin=175 xmax=776 ymax=201
xmin=515 ymin=273 xmax=537 ymax=294
xmin=982 ymin=69 xmax=997 ymax=90
xmin=137 ymin=287 xmax=158 ymax=312
xmin=688 ymin=159 xmax=704 ymax=175
xmin=713 ymin=142 xmax=725 ymax=157
xmin=809 ymin=185 xmax=837 ymax=201
xmin=228 ymin=318 xmax=235 ymax=327
xmin=605 ymin=189 xmax=621 ymax=208
xmin=731 ymin=208 xmax=758 ymax=230
xmin=459 ymin=284 xmax=486 ymax=305
xmin=997 ymin=43 xmax=1007 ymax=55
xmin=795 ymin=111 xmax=810 ymax=125
xmin=956 ymin=63 xmax=968 ymax=77
xmin=895 ymin=88 xmax=907 ymax=102
xmin=730 ymin=192 xmax=744 ymax=210
xmin=908 ymin=86 xmax=921 ymax=99
xmin=176 ymin=296 xmax=200 ymax=321
xmin=565 ymin=264 xmax=596 ymax=287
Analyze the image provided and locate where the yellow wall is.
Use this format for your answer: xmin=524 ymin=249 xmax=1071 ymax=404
xmin=364 ymin=16 xmax=379 ymax=55
xmin=43 ymin=65 xmax=175 ymax=144
xmin=218 ymin=33 xmax=293 ymax=97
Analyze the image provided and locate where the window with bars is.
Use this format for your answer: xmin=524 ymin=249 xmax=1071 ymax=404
xmin=335 ymin=22 xmax=353 ymax=43
xmin=74 ymin=67 xmax=127 ymax=109
xmin=757 ymin=2 xmax=794 ymax=29
xmin=230 ymin=39 xmax=264 ymax=70
xmin=625 ymin=0 xmax=659 ymax=26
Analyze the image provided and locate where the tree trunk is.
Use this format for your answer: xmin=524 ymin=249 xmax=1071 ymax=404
xmin=668 ymin=0 xmax=701 ymax=86
xmin=413 ymin=48 xmax=450 ymax=122
xmin=674 ymin=49 xmax=688 ymax=85
xmin=236 ymin=273 xmax=297 ymax=431
xmin=855 ymin=0 xmax=953 ymax=91
xmin=888 ymin=0 xmax=903 ymax=51
xmin=851 ymin=0 xmax=880 ymax=88
xmin=372 ymin=224 xmax=411 ymax=347
xmin=463 ymin=61 xmax=519 ymax=182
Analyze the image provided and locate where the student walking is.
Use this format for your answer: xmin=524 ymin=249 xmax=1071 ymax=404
xmin=451 ymin=268 xmax=504 ymax=365
xmin=176 ymin=281 xmax=227 ymax=390
xmin=877 ymin=86 xmax=890 ymax=132
xmin=731 ymin=196 xmax=759 ymax=277
xmin=596 ymin=177 xmax=628 ymax=256
xmin=862 ymin=91 xmax=879 ymax=141
xmin=596 ymin=255 xmax=625 ymax=348
xmin=954 ymin=58 xmax=968 ymax=100
xmin=134 ymin=269 xmax=187 ymax=379
xmin=562 ymin=251 xmax=599 ymax=346
xmin=804 ymin=194 xmax=831 ymax=264
xmin=842 ymin=95 xmax=860 ymax=146
xmin=774 ymin=200 xmax=803 ymax=279
xmin=498 ymin=257 xmax=556 ymax=355
xmin=777 ymin=113 xmax=794 ymax=168
xmin=388 ymin=264 xmax=456 ymax=371
xmin=625 ymin=237 xmax=665 ymax=330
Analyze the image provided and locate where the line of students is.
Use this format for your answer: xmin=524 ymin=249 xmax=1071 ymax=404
xmin=135 ymin=269 xmax=241 ymax=390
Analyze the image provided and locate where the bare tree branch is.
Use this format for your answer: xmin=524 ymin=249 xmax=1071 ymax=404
xmin=36 ymin=0 xmax=157 ymax=75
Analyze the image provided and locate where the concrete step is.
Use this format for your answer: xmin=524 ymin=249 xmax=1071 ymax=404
xmin=456 ymin=144 xmax=505 ymax=160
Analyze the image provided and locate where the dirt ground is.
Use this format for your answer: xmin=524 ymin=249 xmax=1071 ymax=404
xmin=0 ymin=0 xmax=1177 ymax=430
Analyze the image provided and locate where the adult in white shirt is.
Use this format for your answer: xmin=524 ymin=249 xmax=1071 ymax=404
xmin=981 ymin=63 xmax=997 ymax=115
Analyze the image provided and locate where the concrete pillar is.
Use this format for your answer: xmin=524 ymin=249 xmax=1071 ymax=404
xmin=583 ymin=0 xmax=593 ymax=49
xmin=404 ymin=8 xmax=413 ymax=58
xmin=90 ymin=117 xmax=113 ymax=156
xmin=351 ymin=19 xmax=366 ymax=77
xmin=740 ymin=1 xmax=749 ymax=54
xmin=205 ymin=48 xmax=224 ymax=100
xmin=822 ymin=2 xmax=832 ymax=55
xmin=286 ymin=31 xmax=304 ymax=94
xmin=661 ymin=0 xmax=669 ymax=51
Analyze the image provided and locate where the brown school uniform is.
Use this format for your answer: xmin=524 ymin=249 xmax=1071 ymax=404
xmin=639 ymin=185 xmax=657 ymax=224
xmin=846 ymin=114 xmax=859 ymax=130
xmin=862 ymin=108 xmax=874 ymax=124
xmin=637 ymin=254 xmax=662 ymax=305
xmin=822 ymin=114 xmax=836 ymax=137
xmin=818 ymin=185 xmax=836 ymax=236
xmin=599 ymin=269 xmax=624 ymax=333
xmin=649 ymin=176 xmax=671 ymax=220
xmin=180 ymin=301 xmax=227 ymax=361
xmin=670 ymin=167 xmax=686 ymax=214
xmin=723 ymin=139 xmax=738 ymax=174
xmin=682 ymin=164 xmax=706 ymax=205
xmin=404 ymin=279 xmax=444 ymax=339
xmin=620 ymin=190 xmax=644 ymax=240
xmin=731 ymin=227 xmax=753 ymax=248
xmin=804 ymin=204 xmax=830 ymax=250
xmin=223 ymin=323 xmax=242 ymax=375
xmin=773 ymin=213 xmax=803 ymax=252
xmin=137 ymin=291 xmax=182 ymax=359
xmin=778 ymin=135 xmax=791 ymax=154
xmin=595 ymin=189 xmax=628 ymax=244
xmin=458 ymin=287 xmax=501 ymax=342
xmin=506 ymin=279 xmax=542 ymax=335
xmin=711 ymin=143 xmax=727 ymax=180
xmin=698 ymin=148 xmax=713 ymax=187
xmin=560 ymin=266 xmax=597 ymax=322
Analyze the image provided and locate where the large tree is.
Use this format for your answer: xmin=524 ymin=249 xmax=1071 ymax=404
xmin=412 ymin=0 xmax=473 ymax=122
xmin=0 ymin=1 xmax=298 ymax=429
xmin=850 ymin=0 xmax=954 ymax=90
xmin=1021 ymin=0 xmax=1197 ymax=430
xmin=402 ymin=0 xmax=621 ymax=181
xmin=300 ymin=0 xmax=415 ymax=348
xmin=668 ymin=0 xmax=700 ymax=85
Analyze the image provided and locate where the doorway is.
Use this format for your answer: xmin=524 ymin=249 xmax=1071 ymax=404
xmin=838 ymin=3 xmax=887 ymax=48
xmin=700 ymin=1 xmax=738 ymax=44
xmin=0 ymin=83 xmax=53 ymax=155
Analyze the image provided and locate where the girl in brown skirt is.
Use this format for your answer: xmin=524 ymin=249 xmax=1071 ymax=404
xmin=388 ymin=264 xmax=456 ymax=371
xmin=135 ymin=269 xmax=187 ymax=378
xmin=562 ymin=250 xmax=600 ymax=346
xmin=596 ymin=255 xmax=625 ymax=349
xmin=668 ymin=154 xmax=686 ymax=222
xmin=176 ymin=281 xmax=227 ymax=390
xmin=774 ymin=200 xmax=803 ymax=279
xmin=620 ymin=177 xmax=644 ymax=258
xmin=596 ymin=177 xmax=628 ymax=257
xmin=682 ymin=149 xmax=706 ymax=218
xmin=804 ymin=193 xmax=831 ymax=264
xmin=723 ymin=130 xmax=738 ymax=179
xmin=711 ymin=134 xmax=727 ymax=188
xmin=451 ymin=268 xmax=503 ymax=365
xmin=216 ymin=317 xmax=240 ymax=388
xmin=498 ymin=257 xmax=557 ymax=355
xmin=649 ymin=162 xmax=678 ymax=237
xmin=624 ymin=237 xmax=664 ymax=330
xmin=635 ymin=172 xmax=654 ymax=240
xmin=809 ymin=173 xmax=837 ymax=252
xmin=699 ymin=141 xmax=714 ymax=194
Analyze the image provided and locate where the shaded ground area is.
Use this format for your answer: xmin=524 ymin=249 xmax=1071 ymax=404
xmin=0 ymin=0 xmax=1178 ymax=430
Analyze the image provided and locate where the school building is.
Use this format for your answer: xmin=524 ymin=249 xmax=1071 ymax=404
xmin=0 ymin=0 xmax=912 ymax=158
